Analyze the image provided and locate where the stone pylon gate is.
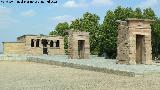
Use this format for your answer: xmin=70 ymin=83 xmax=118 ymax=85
xmin=67 ymin=31 xmax=90 ymax=59
xmin=116 ymin=18 xmax=154 ymax=65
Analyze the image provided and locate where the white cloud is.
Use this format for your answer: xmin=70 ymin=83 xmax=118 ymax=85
xmin=137 ymin=0 xmax=159 ymax=8
xmin=0 ymin=5 xmax=6 ymax=8
xmin=51 ymin=15 xmax=75 ymax=23
xmin=0 ymin=7 xmax=17 ymax=29
xmin=0 ymin=17 xmax=18 ymax=29
xmin=63 ymin=0 xmax=88 ymax=8
xmin=21 ymin=10 xmax=36 ymax=17
xmin=63 ymin=0 xmax=114 ymax=8
xmin=91 ymin=0 xmax=113 ymax=6
xmin=0 ymin=7 xmax=11 ymax=16
xmin=0 ymin=16 xmax=18 ymax=29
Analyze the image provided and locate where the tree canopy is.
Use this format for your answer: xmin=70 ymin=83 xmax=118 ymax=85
xmin=49 ymin=6 xmax=160 ymax=59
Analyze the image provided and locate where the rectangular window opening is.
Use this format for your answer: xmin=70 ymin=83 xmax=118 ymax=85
xmin=31 ymin=39 xmax=34 ymax=47
xmin=56 ymin=40 xmax=60 ymax=47
xmin=36 ymin=39 xmax=40 ymax=47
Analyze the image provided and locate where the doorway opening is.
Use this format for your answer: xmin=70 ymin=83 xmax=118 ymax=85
xmin=36 ymin=39 xmax=40 ymax=47
xmin=42 ymin=39 xmax=48 ymax=55
xmin=56 ymin=40 xmax=60 ymax=47
xmin=43 ymin=48 xmax=48 ymax=55
xmin=50 ymin=40 xmax=54 ymax=47
xmin=31 ymin=39 xmax=34 ymax=47
xmin=78 ymin=40 xmax=85 ymax=59
xmin=136 ymin=35 xmax=145 ymax=64
xmin=41 ymin=39 xmax=48 ymax=47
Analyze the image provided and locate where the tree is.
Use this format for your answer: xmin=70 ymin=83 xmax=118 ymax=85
xmin=100 ymin=7 xmax=158 ymax=59
xmin=143 ymin=8 xmax=156 ymax=20
xmin=114 ymin=6 xmax=133 ymax=20
xmin=100 ymin=10 xmax=117 ymax=58
xmin=70 ymin=19 xmax=82 ymax=31
xmin=101 ymin=7 xmax=134 ymax=58
xmin=151 ymin=18 xmax=160 ymax=58
xmin=49 ymin=22 xmax=70 ymax=54
xmin=50 ymin=22 xmax=69 ymax=36
xmin=49 ymin=7 xmax=160 ymax=59
xmin=70 ymin=12 xmax=100 ymax=54
xmin=134 ymin=8 xmax=143 ymax=18
xmin=142 ymin=8 xmax=158 ymax=59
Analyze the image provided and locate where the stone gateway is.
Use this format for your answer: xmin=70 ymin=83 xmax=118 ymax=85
xmin=67 ymin=31 xmax=90 ymax=59
xmin=116 ymin=18 xmax=154 ymax=65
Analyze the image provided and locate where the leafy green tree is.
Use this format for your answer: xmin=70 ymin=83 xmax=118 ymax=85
xmin=100 ymin=7 xmax=158 ymax=59
xmin=53 ymin=22 xmax=69 ymax=36
xmin=49 ymin=7 xmax=160 ymax=59
xmin=142 ymin=8 xmax=158 ymax=58
xmin=143 ymin=8 xmax=156 ymax=20
xmin=70 ymin=12 xmax=100 ymax=54
xmin=100 ymin=10 xmax=117 ymax=58
xmin=49 ymin=22 xmax=70 ymax=54
xmin=114 ymin=6 xmax=133 ymax=20
xmin=134 ymin=8 xmax=143 ymax=18
xmin=101 ymin=7 xmax=134 ymax=58
xmin=151 ymin=18 xmax=160 ymax=58
xmin=49 ymin=31 xmax=57 ymax=35
xmin=70 ymin=19 xmax=82 ymax=31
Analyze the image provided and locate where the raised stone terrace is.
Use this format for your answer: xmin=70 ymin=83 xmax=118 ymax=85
xmin=0 ymin=54 xmax=160 ymax=77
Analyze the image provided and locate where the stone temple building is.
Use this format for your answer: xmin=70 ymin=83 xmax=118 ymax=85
xmin=3 ymin=34 xmax=65 ymax=55
xmin=67 ymin=31 xmax=90 ymax=59
xmin=116 ymin=18 xmax=154 ymax=65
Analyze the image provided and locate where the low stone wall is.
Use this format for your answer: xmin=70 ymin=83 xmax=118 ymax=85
xmin=0 ymin=54 xmax=136 ymax=77
xmin=27 ymin=57 xmax=136 ymax=77
xmin=1 ymin=54 xmax=155 ymax=77
xmin=3 ymin=42 xmax=26 ymax=55
xmin=0 ymin=54 xmax=28 ymax=61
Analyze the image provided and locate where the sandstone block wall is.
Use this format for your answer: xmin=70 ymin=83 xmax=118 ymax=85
xmin=3 ymin=42 xmax=25 ymax=55
xmin=3 ymin=35 xmax=65 ymax=56
xmin=117 ymin=18 xmax=154 ymax=65
xmin=68 ymin=31 xmax=90 ymax=59
xmin=24 ymin=35 xmax=65 ymax=55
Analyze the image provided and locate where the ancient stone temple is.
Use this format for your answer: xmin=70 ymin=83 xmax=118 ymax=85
xmin=3 ymin=34 xmax=65 ymax=55
xmin=67 ymin=31 xmax=90 ymax=59
xmin=116 ymin=18 xmax=154 ymax=65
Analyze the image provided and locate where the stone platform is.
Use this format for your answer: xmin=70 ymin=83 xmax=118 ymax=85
xmin=0 ymin=54 xmax=160 ymax=77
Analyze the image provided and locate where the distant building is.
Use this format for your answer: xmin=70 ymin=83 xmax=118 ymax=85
xmin=3 ymin=34 xmax=65 ymax=55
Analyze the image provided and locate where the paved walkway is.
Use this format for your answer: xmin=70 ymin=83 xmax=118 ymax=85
xmin=1 ymin=54 xmax=160 ymax=76
xmin=1 ymin=61 xmax=160 ymax=90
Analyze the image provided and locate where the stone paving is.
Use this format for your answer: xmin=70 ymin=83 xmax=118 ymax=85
xmin=1 ymin=61 xmax=160 ymax=90
xmin=0 ymin=54 xmax=160 ymax=77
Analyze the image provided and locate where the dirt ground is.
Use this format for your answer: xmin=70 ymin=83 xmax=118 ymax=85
xmin=0 ymin=61 xmax=160 ymax=90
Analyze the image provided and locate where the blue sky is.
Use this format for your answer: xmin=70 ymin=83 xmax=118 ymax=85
xmin=0 ymin=0 xmax=160 ymax=52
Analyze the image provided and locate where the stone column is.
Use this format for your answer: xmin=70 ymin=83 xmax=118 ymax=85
xmin=144 ymin=34 xmax=152 ymax=64
xmin=84 ymin=36 xmax=90 ymax=59
xmin=128 ymin=34 xmax=136 ymax=65
xmin=33 ymin=39 xmax=36 ymax=47
xmin=53 ymin=40 xmax=57 ymax=47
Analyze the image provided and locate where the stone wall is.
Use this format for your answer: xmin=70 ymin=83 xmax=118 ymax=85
xmin=116 ymin=21 xmax=130 ymax=64
xmin=24 ymin=35 xmax=65 ymax=55
xmin=3 ymin=42 xmax=25 ymax=55
xmin=3 ymin=35 xmax=65 ymax=56
xmin=117 ymin=18 xmax=154 ymax=65
xmin=68 ymin=31 xmax=90 ymax=59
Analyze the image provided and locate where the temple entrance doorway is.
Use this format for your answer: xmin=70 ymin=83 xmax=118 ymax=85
xmin=136 ymin=35 xmax=145 ymax=64
xmin=78 ymin=40 xmax=85 ymax=59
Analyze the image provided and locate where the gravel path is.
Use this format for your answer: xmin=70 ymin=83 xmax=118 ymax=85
xmin=0 ymin=61 xmax=160 ymax=90
xmin=1 ymin=55 xmax=160 ymax=75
